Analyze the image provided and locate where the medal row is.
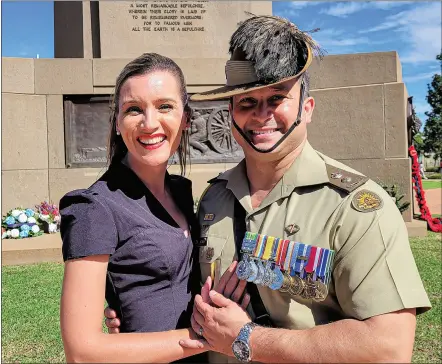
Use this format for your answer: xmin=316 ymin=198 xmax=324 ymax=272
xmin=235 ymin=232 xmax=335 ymax=302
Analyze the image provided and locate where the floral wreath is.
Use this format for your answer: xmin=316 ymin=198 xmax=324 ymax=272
xmin=409 ymin=146 xmax=442 ymax=233
xmin=2 ymin=201 xmax=61 ymax=239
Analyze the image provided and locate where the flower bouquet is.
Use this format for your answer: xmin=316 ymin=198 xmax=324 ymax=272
xmin=35 ymin=201 xmax=61 ymax=233
xmin=2 ymin=208 xmax=44 ymax=239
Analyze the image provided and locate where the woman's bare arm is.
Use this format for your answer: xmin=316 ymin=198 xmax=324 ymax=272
xmin=60 ymin=255 xmax=206 ymax=363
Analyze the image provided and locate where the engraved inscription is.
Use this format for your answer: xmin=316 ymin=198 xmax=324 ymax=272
xmin=129 ymin=0 xmax=207 ymax=32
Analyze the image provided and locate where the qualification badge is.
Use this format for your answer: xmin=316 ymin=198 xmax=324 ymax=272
xmin=203 ymin=213 xmax=215 ymax=221
xmin=352 ymin=190 xmax=383 ymax=212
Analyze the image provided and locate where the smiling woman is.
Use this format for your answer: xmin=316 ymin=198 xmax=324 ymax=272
xmin=58 ymin=53 xmax=215 ymax=363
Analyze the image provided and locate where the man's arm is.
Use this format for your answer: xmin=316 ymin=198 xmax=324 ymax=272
xmin=187 ymin=292 xmax=416 ymax=363
xmin=249 ymin=308 xmax=416 ymax=363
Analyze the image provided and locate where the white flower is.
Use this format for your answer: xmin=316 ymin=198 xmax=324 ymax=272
xmin=31 ymin=225 xmax=40 ymax=233
xmin=11 ymin=209 xmax=21 ymax=217
xmin=39 ymin=214 xmax=49 ymax=221
xmin=54 ymin=215 xmax=61 ymax=222
xmin=18 ymin=214 xmax=28 ymax=223
xmin=27 ymin=217 xmax=37 ymax=224
xmin=2 ymin=232 xmax=7 ymax=239
xmin=48 ymin=223 xmax=58 ymax=233
xmin=10 ymin=229 xmax=20 ymax=238
xmin=6 ymin=230 xmax=11 ymax=236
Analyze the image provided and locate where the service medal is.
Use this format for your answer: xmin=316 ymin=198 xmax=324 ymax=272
xmin=262 ymin=262 xmax=275 ymax=287
xmin=269 ymin=265 xmax=284 ymax=290
xmin=279 ymin=272 xmax=292 ymax=293
xmin=246 ymin=260 xmax=258 ymax=282
xmin=236 ymin=254 xmax=251 ymax=280
xmin=254 ymin=260 xmax=265 ymax=285
xmin=314 ymin=280 xmax=328 ymax=302
xmin=301 ymin=275 xmax=317 ymax=299
xmin=288 ymin=274 xmax=304 ymax=296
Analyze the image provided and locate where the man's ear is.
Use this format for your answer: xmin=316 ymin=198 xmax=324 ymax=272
xmin=303 ymin=96 xmax=315 ymax=124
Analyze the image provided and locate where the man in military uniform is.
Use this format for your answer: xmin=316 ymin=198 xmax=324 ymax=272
xmin=180 ymin=15 xmax=431 ymax=363
xmin=105 ymin=15 xmax=430 ymax=363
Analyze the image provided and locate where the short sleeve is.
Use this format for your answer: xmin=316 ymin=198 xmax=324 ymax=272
xmin=60 ymin=189 xmax=118 ymax=261
xmin=332 ymin=188 xmax=431 ymax=320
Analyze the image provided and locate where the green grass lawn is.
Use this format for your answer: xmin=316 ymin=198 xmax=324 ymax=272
xmin=2 ymin=233 xmax=442 ymax=363
xmin=422 ymin=180 xmax=442 ymax=190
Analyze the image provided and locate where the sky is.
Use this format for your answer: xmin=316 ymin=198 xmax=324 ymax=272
xmin=1 ymin=1 xmax=441 ymax=125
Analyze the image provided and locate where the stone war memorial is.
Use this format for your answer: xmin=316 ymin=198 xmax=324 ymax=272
xmin=1 ymin=0 xmax=426 ymax=265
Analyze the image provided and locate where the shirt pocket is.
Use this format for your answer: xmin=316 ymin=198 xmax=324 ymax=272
xmin=199 ymin=234 xmax=228 ymax=286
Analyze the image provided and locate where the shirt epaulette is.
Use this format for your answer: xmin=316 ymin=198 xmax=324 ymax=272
xmin=325 ymin=164 xmax=369 ymax=193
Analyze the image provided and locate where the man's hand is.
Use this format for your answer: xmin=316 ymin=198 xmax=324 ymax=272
xmin=187 ymin=290 xmax=252 ymax=356
xmin=209 ymin=261 xmax=250 ymax=308
xmin=104 ymin=261 xmax=250 ymax=334
xmin=104 ymin=307 xmax=120 ymax=334
xmin=180 ymin=261 xmax=250 ymax=349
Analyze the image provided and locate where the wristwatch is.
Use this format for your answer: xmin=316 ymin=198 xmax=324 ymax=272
xmin=231 ymin=322 xmax=258 ymax=363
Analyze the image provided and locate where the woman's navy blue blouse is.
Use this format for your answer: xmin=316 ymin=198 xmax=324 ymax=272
xmin=60 ymin=162 xmax=201 ymax=334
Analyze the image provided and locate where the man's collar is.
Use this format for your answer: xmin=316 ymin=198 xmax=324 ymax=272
xmin=217 ymin=141 xmax=329 ymax=213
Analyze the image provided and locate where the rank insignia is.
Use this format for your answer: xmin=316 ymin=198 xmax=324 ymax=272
xmin=352 ymin=190 xmax=383 ymax=212
xmin=203 ymin=213 xmax=215 ymax=221
xmin=330 ymin=171 xmax=343 ymax=179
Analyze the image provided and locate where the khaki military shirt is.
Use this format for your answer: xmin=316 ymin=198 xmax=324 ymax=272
xmin=197 ymin=141 xmax=430 ymax=363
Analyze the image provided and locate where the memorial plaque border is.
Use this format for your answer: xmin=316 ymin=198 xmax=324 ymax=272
xmin=64 ymin=95 xmax=111 ymax=169
xmin=63 ymin=95 xmax=244 ymax=169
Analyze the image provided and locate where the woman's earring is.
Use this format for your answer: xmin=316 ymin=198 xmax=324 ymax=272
xmin=116 ymin=129 xmax=120 ymax=135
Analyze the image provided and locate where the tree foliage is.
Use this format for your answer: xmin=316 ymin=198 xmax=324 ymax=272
xmin=413 ymin=132 xmax=425 ymax=156
xmin=422 ymin=53 xmax=442 ymax=160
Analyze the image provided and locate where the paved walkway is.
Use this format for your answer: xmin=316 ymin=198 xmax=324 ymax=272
xmin=413 ymin=188 xmax=442 ymax=215
xmin=425 ymin=188 xmax=441 ymax=216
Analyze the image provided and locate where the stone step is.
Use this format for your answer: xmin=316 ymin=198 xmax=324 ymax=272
xmin=2 ymin=233 xmax=62 ymax=266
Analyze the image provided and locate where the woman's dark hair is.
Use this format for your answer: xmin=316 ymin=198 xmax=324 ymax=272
xmin=108 ymin=53 xmax=191 ymax=176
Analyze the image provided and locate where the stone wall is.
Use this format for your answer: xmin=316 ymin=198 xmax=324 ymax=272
xmin=1 ymin=51 xmax=412 ymax=221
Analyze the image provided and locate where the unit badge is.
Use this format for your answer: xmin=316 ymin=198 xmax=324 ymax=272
xmin=205 ymin=247 xmax=215 ymax=260
xmin=352 ymin=190 xmax=383 ymax=212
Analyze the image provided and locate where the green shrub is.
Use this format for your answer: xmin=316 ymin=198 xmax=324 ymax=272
xmin=427 ymin=173 xmax=441 ymax=180
xmin=377 ymin=182 xmax=411 ymax=213
xmin=425 ymin=166 xmax=440 ymax=173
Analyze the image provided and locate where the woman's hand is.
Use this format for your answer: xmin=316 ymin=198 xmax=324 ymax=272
xmin=104 ymin=261 xmax=250 ymax=334
xmin=180 ymin=261 xmax=251 ymax=349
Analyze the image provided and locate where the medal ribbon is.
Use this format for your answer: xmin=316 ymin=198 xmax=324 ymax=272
xmin=252 ymin=234 xmax=264 ymax=258
xmin=275 ymin=238 xmax=283 ymax=263
xmin=294 ymin=243 xmax=306 ymax=273
xmin=290 ymin=242 xmax=301 ymax=276
xmin=325 ymin=250 xmax=335 ymax=285
xmin=241 ymin=232 xmax=258 ymax=253
xmin=270 ymin=238 xmax=280 ymax=262
xmin=262 ymin=236 xmax=275 ymax=260
xmin=305 ymin=247 xmax=322 ymax=273
xmin=284 ymin=241 xmax=295 ymax=271
xmin=278 ymin=239 xmax=290 ymax=267
xmin=298 ymin=244 xmax=310 ymax=278
xmin=317 ymin=249 xmax=329 ymax=281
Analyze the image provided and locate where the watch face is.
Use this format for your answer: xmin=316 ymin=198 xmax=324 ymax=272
xmin=232 ymin=340 xmax=250 ymax=362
